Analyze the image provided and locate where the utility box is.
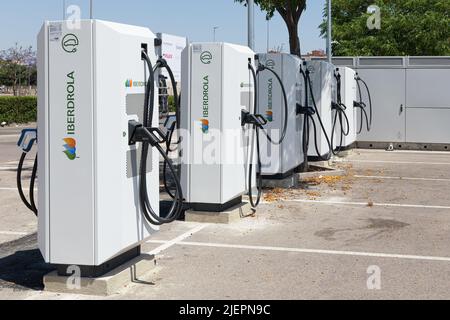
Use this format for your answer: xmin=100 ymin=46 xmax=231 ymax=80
xmin=256 ymin=53 xmax=304 ymax=178
xmin=180 ymin=42 xmax=257 ymax=212
xmin=37 ymin=20 xmax=159 ymax=272
xmin=335 ymin=67 xmax=357 ymax=148
xmin=306 ymin=61 xmax=334 ymax=158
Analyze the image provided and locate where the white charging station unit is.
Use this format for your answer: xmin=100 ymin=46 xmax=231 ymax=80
xmin=37 ymin=20 xmax=159 ymax=274
xmin=180 ymin=42 xmax=257 ymax=212
xmin=256 ymin=53 xmax=304 ymax=178
xmin=335 ymin=67 xmax=357 ymax=148
xmin=306 ymin=60 xmax=334 ymax=159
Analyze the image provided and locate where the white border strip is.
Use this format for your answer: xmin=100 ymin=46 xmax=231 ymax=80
xmin=358 ymin=149 xmax=450 ymax=155
xmin=282 ymin=199 xmax=450 ymax=210
xmin=146 ymin=224 xmax=209 ymax=255
xmin=336 ymin=159 xmax=450 ymax=166
xmin=0 ymin=231 xmax=29 ymax=236
xmin=355 ymin=175 xmax=450 ymax=183
xmin=0 ymin=187 xmax=24 ymax=191
xmin=147 ymin=240 xmax=450 ymax=263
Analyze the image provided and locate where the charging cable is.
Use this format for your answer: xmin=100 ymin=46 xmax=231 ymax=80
xmin=298 ymin=65 xmax=333 ymax=165
xmin=128 ymin=51 xmax=184 ymax=226
xmin=331 ymin=69 xmax=350 ymax=155
xmin=355 ymin=73 xmax=373 ymax=134
xmin=17 ymin=129 xmax=38 ymax=216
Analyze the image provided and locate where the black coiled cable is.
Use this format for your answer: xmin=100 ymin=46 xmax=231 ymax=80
xmin=331 ymin=70 xmax=351 ymax=155
xmin=301 ymin=66 xmax=333 ymax=162
xmin=355 ymin=73 xmax=373 ymax=134
xmin=17 ymin=152 xmax=38 ymax=216
xmin=156 ymin=60 xmax=181 ymax=200
xmin=246 ymin=61 xmax=290 ymax=209
xmin=247 ymin=62 xmax=263 ymax=209
xmin=139 ymin=51 xmax=184 ymax=226
xmin=256 ymin=64 xmax=289 ymax=146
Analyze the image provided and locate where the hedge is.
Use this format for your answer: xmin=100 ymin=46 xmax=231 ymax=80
xmin=0 ymin=96 xmax=37 ymax=124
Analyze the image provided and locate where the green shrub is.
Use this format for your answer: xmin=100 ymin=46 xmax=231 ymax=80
xmin=168 ymin=95 xmax=176 ymax=113
xmin=0 ymin=96 xmax=37 ymax=124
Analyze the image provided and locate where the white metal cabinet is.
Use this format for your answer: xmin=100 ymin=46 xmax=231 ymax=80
xmin=356 ymin=68 xmax=406 ymax=143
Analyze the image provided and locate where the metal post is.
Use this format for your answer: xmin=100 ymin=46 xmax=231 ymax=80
xmin=213 ymin=27 xmax=219 ymax=42
xmin=63 ymin=0 xmax=66 ymax=20
xmin=90 ymin=0 xmax=93 ymax=19
xmin=248 ymin=0 xmax=255 ymax=50
xmin=327 ymin=0 xmax=332 ymax=63
xmin=267 ymin=19 xmax=270 ymax=52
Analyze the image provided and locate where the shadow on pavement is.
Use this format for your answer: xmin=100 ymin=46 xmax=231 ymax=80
xmin=0 ymin=233 xmax=54 ymax=291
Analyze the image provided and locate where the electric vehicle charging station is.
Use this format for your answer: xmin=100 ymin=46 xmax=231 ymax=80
xmin=331 ymin=67 xmax=357 ymax=153
xmin=355 ymin=73 xmax=373 ymax=135
xmin=255 ymin=53 xmax=304 ymax=179
xmin=304 ymin=60 xmax=334 ymax=160
xmin=35 ymin=19 xmax=183 ymax=277
xmin=180 ymin=42 xmax=259 ymax=212
xmin=339 ymin=67 xmax=358 ymax=147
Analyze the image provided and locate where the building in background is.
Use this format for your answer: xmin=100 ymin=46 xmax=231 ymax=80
xmin=303 ymin=49 xmax=326 ymax=59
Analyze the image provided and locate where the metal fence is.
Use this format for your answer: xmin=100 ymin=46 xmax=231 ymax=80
xmin=313 ymin=56 xmax=450 ymax=150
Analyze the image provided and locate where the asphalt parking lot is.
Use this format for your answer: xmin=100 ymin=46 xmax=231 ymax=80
xmin=1 ymin=130 xmax=450 ymax=300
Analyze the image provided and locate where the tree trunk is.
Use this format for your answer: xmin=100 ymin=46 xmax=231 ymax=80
xmin=287 ymin=24 xmax=301 ymax=57
xmin=276 ymin=1 xmax=306 ymax=58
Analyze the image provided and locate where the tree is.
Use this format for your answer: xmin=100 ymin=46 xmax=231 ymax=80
xmin=234 ymin=0 xmax=307 ymax=56
xmin=320 ymin=0 xmax=450 ymax=56
xmin=0 ymin=43 xmax=36 ymax=95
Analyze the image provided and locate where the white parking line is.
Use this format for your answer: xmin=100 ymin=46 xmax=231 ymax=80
xmin=0 ymin=167 xmax=17 ymax=171
xmin=335 ymin=159 xmax=450 ymax=166
xmin=359 ymin=149 xmax=450 ymax=155
xmin=147 ymin=240 xmax=450 ymax=263
xmin=281 ymin=199 xmax=450 ymax=210
xmin=146 ymin=224 xmax=209 ymax=256
xmin=0 ymin=135 xmax=20 ymax=139
xmin=0 ymin=231 xmax=29 ymax=236
xmin=355 ymin=175 xmax=450 ymax=183
xmin=0 ymin=167 xmax=33 ymax=172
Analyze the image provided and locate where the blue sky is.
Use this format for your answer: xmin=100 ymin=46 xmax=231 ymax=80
xmin=0 ymin=0 xmax=326 ymax=54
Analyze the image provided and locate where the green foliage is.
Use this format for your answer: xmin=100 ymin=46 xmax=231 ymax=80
xmin=0 ymin=60 xmax=36 ymax=87
xmin=0 ymin=96 xmax=37 ymax=124
xmin=320 ymin=0 xmax=450 ymax=56
xmin=168 ymin=95 xmax=176 ymax=113
xmin=0 ymin=43 xmax=37 ymax=95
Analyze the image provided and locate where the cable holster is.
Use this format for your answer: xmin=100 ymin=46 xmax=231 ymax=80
xmin=241 ymin=110 xmax=268 ymax=129
xmin=129 ymin=120 xmax=167 ymax=147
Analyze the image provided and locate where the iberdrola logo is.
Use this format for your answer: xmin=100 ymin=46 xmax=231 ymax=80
xmin=266 ymin=111 xmax=274 ymax=122
xmin=201 ymin=119 xmax=209 ymax=134
xmin=63 ymin=138 xmax=77 ymax=160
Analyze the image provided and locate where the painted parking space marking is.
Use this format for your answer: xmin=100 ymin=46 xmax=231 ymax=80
xmin=354 ymin=175 xmax=450 ymax=183
xmin=147 ymin=240 xmax=450 ymax=263
xmin=146 ymin=224 xmax=209 ymax=256
xmin=356 ymin=149 xmax=450 ymax=156
xmin=282 ymin=199 xmax=450 ymax=210
xmin=0 ymin=231 xmax=29 ymax=236
xmin=335 ymin=159 xmax=450 ymax=166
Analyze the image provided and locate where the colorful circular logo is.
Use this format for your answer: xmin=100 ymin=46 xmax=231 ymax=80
xmin=63 ymin=138 xmax=77 ymax=160
xmin=201 ymin=119 xmax=210 ymax=134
